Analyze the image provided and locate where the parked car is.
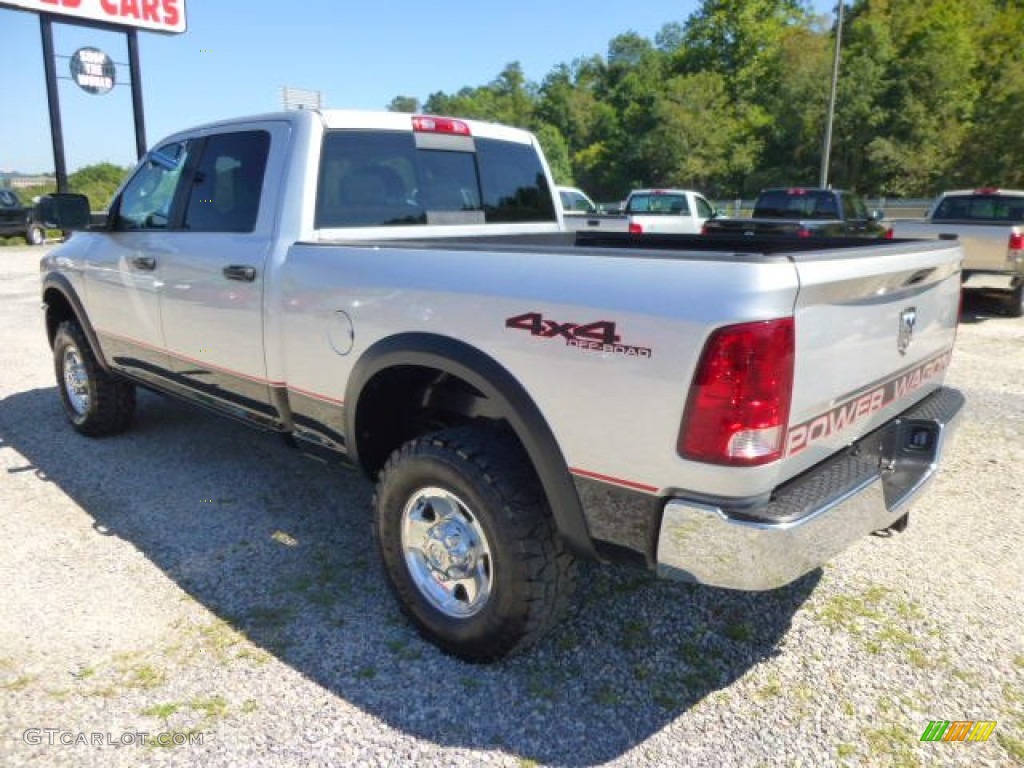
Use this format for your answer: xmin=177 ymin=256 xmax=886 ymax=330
xmin=0 ymin=188 xmax=46 ymax=244
xmin=557 ymin=185 xmax=601 ymax=215
xmin=562 ymin=188 xmax=717 ymax=234
xmin=38 ymin=108 xmax=964 ymax=661
xmin=702 ymin=187 xmax=890 ymax=239
xmin=890 ymin=188 xmax=1024 ymax=316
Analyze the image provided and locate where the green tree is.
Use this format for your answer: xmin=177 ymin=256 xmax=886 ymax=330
xmin=639 ymin=71 xmax=758 ymax=194
xmin=958 ymin=2 xmax=1024 ymax=187
xmin=533 ymin=124 xmax=573 ymax=185
xmin=69 ymin=162 xmax=131 ymax=209
xmin=387 ymin=95 xmax=420 ymax=113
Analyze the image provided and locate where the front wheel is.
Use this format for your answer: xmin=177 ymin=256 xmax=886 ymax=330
xmin=375 ymin=425 xmax=577 ymax=662
xmin=53 ymin=320 xmax=136 ymax=436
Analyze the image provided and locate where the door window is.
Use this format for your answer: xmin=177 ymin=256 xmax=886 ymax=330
xmin=116 ymin=142 xmax=189 ymax=230
xmin=183 ymin=131 xmax=270 ymax=233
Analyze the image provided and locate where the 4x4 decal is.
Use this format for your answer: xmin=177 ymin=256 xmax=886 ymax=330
xmin=505 ymin=312 xmax=651 ymax=358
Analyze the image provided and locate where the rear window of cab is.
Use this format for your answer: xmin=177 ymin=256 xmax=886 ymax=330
xmin=315 ymin=130 xmax=556 ymax=228
xmin=931 ymin=195 xmax=1024 ymax=223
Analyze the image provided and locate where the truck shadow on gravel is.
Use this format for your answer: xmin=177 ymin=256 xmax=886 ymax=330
xmin=0 ymin=387 xmax=819 ymax=766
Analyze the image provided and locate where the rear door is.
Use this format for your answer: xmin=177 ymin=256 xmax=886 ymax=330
xmin=158 ymin=122 xmax=288 ymax=425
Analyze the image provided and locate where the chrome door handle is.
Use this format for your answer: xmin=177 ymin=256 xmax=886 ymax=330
xmin=223 ymin=265 xmax=256 ymax=282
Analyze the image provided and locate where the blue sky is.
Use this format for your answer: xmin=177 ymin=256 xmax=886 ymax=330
xmin=0 ymin=1 xmax=834 ymax=173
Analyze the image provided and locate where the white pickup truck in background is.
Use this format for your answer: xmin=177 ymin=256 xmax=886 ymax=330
xmin=38 ymin=109 xmax=964 ymax=661
xmin=561 ymin=187 xmax=717 ymax=234
xmin=890 ymin=188 xmax=1024 ymax=316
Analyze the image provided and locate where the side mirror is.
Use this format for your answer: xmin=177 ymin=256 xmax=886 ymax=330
xmin=870 ymin=209 xmax=885 ymax=221
xmin=34 ymin=193 xmax=92 ymax=230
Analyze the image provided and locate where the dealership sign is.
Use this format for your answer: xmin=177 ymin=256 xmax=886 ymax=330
xmin=0 ymin=0 xmax=186 ymax=34
xmin=70 ymin=47 xmax=114 ymax=93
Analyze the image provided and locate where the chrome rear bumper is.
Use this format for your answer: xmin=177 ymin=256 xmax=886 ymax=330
xmin=656 ymin=387 xmax=964 ymax=590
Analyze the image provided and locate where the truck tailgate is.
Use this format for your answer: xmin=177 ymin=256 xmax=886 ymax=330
xmin=783 ymin=239 xmax=962 ymax=475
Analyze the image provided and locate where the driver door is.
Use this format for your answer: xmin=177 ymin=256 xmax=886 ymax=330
xmin=85 ymin=140 xmax=192 ymax=385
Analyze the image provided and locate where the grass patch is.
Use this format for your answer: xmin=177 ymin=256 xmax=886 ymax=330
xmin=142 ymin=702 xmax=183 ymax=719
xmin=2 ymin=674 xmax=35 ymax=691
xmin=526 ymin=673 xmax=556 ymax=700
xmin=836 ymin=742 xmax=858 ymax=760
xmin=385 ymin=637 xmax=423 ymax=661
xmin=355 ymin=666 xmax=377 ymax=680
xmin=998 ymin=732 xmax=1024 ymax=761
xmin=864 ymin=724 xmax=917 ymax=766
xmin=190 ymin=695 xmax=229 ymax=720
xmin=556 ymin=629 xmax=580 ymax=652
xmin=724 ymin=621 xmax=753 ymax=643
xmin=126 ymin=664 xmax=166 ymax=690
xmin=592 ymin=685 xmax=621 ymax=706
xmin=619 ymin=619 xmax=651 ymax=651
xmin=755 ymin=676 xmax=782 ymax=700
xmin=816 ymin=585 xmax=890 ymax=634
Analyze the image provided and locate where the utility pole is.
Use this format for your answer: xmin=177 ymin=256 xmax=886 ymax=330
xmin=819 ymin=1 xmax=844 ymax=188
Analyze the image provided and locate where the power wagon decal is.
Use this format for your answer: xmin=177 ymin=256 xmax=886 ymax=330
xmin=785 ymin=349 xmax=953 ymax=457
xmin=505 ymin=312 xmax=652 ymax=358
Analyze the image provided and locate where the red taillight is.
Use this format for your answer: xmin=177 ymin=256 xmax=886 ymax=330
xmin=1009 ymin=232 xmax=1023 ymax=251
xmin=412 ymin=115 xmax=471 ymax=136
xmin=678 ymin=318 xmax=795 ymax=466
xmin=629 ymin=222 xmax=644 ymax=234
xmin=884 ymin=227 xmax=894 ymax=239
xmin=700 ymin=225 xmax=709 ymax=235
xmin=797 ymin=227 xmax=812 ymax=238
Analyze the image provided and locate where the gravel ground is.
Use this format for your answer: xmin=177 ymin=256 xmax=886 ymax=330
xmin=0 ymin=244 xmax=1021 ymax=767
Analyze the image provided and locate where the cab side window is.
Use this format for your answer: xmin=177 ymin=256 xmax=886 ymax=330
xmin=696 ymin=196 xmax=714 ymax=218
xmin=116 ymin=142 xmax=188 ymax=230
xmin=183 ymin=131 xmax=270 ymax=233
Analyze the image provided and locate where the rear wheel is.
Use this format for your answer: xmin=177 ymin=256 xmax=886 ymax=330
xmin=26 ymin=224 xmax=44 ymax=246
xmin=53 ymin=320 xmax=135 ymax=436
xmin=1008 ymin=279 xmax=1024 ymax=318
xmin=375 ymin=425 xmax=577 ymax=661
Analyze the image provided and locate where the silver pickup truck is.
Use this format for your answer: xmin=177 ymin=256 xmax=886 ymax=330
xmin=38 ymin=109 xmax=964 ymax=661
xmin=890 ymin=188 xmax=1024 ymax=316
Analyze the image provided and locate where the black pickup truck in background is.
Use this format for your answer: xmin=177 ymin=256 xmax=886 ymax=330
xmin=702 ymin=187 xmax=891 ymax=239
xmin=0 ymin=188 xmax=46 ymax=245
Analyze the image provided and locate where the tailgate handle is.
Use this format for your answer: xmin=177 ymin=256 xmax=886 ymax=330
xmin=223 ymin=265 xmax=257 ymax=282
xmin=131 ymin=256 xmax=156 ymax=271
xmin=938 ymin=233 xmax=959 ymax=241
xmin=904 ymin=268 xmax=935 ymax=286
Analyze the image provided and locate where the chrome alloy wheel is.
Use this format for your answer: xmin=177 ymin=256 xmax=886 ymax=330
xmin=400 ymin=487 xmax=493 ymax=618
xmin=62 ymin=345 xmax=90 ymax=416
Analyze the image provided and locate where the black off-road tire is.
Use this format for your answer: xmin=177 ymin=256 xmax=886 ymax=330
xmin=1007 ymin=279 xmax=1024 ymax=318
xmin=53 ymin=320 xmax=136 ymax=436
xmin=375 ymin=425 xmax=578 ymax=662
xmin=26 ymin=224 xmax=45 ymax=246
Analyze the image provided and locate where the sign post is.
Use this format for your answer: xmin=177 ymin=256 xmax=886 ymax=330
xmin=1 ymin=0 xmax=187 ymax=191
